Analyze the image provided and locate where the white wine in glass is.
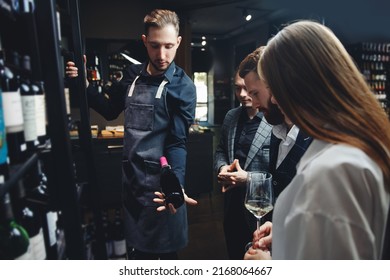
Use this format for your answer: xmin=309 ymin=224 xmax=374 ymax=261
xmin=244 ymin=171 xmax=273 ymax=251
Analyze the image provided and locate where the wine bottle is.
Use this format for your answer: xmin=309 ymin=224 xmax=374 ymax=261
xmin=0 ymin=56 xmax=9 ymax=170
xmin=31 ymin=80 xmax=47 ymax=146
xmin=83 ymin=222 xmax=95 ymax=260
xmin=159 ymin=156 xmax=184 ymax=208
xmin=0 ymin=191 xmax=34 ymax=259
xmin=0 ymin=51 xmax=27 ymax=165
xmin=112 ymin=208 xmax=126 ymax=259
xmin=11 ymin=180 xmax=46 ymax=259
xmin=0 ymin=83 xmax=31 ymax=259
xmin=101 ymin=209 xmax=113 ymax=258
xmin=20 ymin=55 xmax=39 ymax=151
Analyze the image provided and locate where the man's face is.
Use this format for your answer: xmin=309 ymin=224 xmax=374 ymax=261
xmin=142 ymin=24 xmax=181 ymax=75
xmin=244 ymin=71 xmax=284 ymax=125
xmin=234 ymin=74 xmax=252 ymax=108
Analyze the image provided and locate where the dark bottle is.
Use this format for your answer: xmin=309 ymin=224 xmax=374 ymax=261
xmin=30 ymin=80 xmax=47 ymax=146
xmin=101 ymin=209 xmax=113 ymax=258
xmin=0 ymin=84 xmax=31 ymax=259
xmin=112 ymin=208 xmax=126 ymax=259
xmin=0 ymin=192 xmax=34 ymax=259
xmin=0 ymin=51 xmax=27 ymax=165
xmin=0 ymin=66 xmax=8 ymax=171
xmin=20 ymin=55 xmax=39 ymax=150
xmin=11 ymin=180 xmax=46 ymax=259
xmin=159 ymin=156 xmax=184 ymax=209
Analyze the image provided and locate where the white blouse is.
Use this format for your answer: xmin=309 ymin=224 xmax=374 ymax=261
xmin=272 ymin=139 xmax=390 ymax=259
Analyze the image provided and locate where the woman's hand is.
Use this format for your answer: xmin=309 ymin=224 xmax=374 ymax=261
xmin=244 ymin=247 xmax=272 ymax=260
xmin=253 ymin=221 xmax=273 ymax=250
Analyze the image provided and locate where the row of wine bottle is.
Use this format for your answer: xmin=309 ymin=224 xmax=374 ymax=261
xmin=0 ymin=158 xmax=65 ymax=260
xmin=83 ymin=208 xmax=127 ymax=260
xmin=0 ymin=47 xmax=48 ymax=165
xmin=361 ymin=42 xmax=390 ymax=54
xmin=0 ymin=0 xmax=70 ymax=260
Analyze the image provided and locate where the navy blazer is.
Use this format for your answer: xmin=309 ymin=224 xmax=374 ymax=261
xmin=269 ymin=130 xmax=313 ymax=199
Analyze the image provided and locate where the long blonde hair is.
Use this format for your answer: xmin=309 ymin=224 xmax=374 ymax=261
xmin=259 ymin=20 xmax=390 ymax=190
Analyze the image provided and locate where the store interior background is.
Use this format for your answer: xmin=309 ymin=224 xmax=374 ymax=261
xmin=71 ymin=0 xmax=389 ymax=259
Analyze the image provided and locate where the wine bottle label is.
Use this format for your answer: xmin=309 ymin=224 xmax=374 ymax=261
xmin=2 ymin=89 xmax=24 ymax=133
xmin=34 ymin=94 xmax=46 ymax=137
xmin=30 ymin=228 xmax=47 ymax=260
xmin=113 ymin=239 xmax=127 ymax=256
xmin=15 ymin=244 xmax=35 ymax=260
xmin=46 ymin=211 xmax=58 ymax=246
xmin=21 ymin=95 xmax=38 ymax=142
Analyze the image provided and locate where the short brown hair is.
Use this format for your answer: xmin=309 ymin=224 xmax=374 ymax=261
xmin=144 ymin=9 xmax=180 ymax=36
xmin=238 ymin=46 xmax=265 ymax=78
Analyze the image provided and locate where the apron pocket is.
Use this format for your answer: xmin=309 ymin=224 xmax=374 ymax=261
xmin=125 ymin=103 xmax=154 ymax=131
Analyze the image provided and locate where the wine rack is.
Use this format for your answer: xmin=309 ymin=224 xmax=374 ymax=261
xmin=0 ymin=0 xmax=107 ymax=259
xmin=348 ymin=42 xmax=390 ymax=115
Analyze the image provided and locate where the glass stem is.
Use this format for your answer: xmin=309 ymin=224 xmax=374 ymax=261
xmin=257 ymin=217 xmax=261 ymax=231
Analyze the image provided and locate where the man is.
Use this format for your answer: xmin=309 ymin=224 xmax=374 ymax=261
xmin=66 ymin=9 xmax=197 ymax=260
xmin=238 ymin=46 xmax=312 ymax=203
xmin=222 ymin=46 xmax=312 ymax=231
xmin=214 ymin=66 xmax=272 ymax=260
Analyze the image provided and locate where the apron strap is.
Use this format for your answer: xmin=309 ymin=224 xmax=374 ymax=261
xmin=128 ymin=75 xmax=140 ymax=97
xmin=156 ymin=79 xmax=169 ymax=99
xmin=128 ymin=75 xmax=169 ymax=98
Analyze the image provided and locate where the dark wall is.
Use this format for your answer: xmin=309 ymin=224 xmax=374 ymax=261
xmin=264 ymin=0 xmax=390 ymax=44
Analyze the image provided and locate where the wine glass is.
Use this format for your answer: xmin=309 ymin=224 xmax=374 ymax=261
xmin=244 ymin=171 xmax=273 ymax=251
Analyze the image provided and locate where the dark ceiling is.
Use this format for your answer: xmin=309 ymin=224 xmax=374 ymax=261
xmin=161 ymin=0 xmax=390 ymax=43
xmin=161 ymin=0 xmax=288 ymax=39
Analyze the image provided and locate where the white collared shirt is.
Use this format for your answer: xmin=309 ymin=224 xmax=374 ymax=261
xmin=272 ymin=124 xmax=300 ymax=168
xmin=272 ymin=139 xmax=389 ymax=259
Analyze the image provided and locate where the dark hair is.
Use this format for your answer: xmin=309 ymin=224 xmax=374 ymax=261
xmin=238 ymin=46 xmax=265 ymax=78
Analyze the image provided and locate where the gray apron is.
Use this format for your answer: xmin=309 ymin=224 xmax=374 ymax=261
xmin=122 ymin=73 xmax=188 ymax=253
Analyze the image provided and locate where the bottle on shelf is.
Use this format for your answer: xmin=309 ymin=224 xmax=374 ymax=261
xmin=101 ymin=209 xmax=113 ymax=258
xmin=20 ymin=55 xmax=39 ymax=151
xmin=0 ymin=50 xmax=27 ymax=165
xmin=0 ymin=187 xmax=34 ymax=259
xmin=112 ymin=207 xmax=127 ymax=259
xmin=10 ymin=180 xmax=46 ymax=259
xmin=159 ymin=156 xmax=184 ymax=209
xmin=83 ymin=221 xmax=96 ymax=260
xmin=0 ymin=51 xmax=9 ymax=170
xmin=31 ymin=80 xmax=47 ymax=146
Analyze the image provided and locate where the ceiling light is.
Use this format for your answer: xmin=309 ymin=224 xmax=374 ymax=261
xmin=243 ymin=8 xmax=252 ymax=21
